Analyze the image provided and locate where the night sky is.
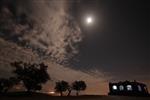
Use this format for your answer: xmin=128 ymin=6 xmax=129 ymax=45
xmin=70 ymin=0 xmax=150 ymax=80
xmin=0 ymin=0 xmax=149 ymax=94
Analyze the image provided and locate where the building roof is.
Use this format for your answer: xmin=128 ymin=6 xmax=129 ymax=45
xmin=110 ymin=81 xmax=146 ymax=86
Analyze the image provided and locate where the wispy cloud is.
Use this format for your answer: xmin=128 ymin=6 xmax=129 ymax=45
xmin=0 ymin=0 xmax=82 ymax=63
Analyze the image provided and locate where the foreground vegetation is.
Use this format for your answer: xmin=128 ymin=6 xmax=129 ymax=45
xmin=0 ymin=61 xmax=87 ymax=96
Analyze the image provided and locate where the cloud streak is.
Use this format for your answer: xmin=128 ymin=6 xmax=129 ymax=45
xmin=0 ymin=0 xmax=82 ymax=63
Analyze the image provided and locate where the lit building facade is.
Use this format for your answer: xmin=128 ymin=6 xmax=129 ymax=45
xmin=108 ymin=81 xmax=149 ymax=96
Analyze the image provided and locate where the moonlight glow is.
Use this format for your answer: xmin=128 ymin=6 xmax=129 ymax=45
xmin=86 ymin=16 xmax=93 ymax=24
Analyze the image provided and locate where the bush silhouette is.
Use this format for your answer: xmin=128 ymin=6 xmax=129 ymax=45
xmin=0 ymin=78 xmax=10 ymax=93
xmin=72 ymin=80 xmax=87 ymax=96
xmin=0 ymin=77 xmax=19 ymax=93
xmin=55 ymin=80 xmax=69 ymax=96
xmin=11 ymin=61 xmax=50 ymax=92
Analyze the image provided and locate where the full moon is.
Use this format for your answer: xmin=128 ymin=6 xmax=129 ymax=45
xmin=86 ymin=16 xmax=93 ymax=24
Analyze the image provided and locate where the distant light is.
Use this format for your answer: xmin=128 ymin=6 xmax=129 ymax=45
xmin=127 ymin=85 xmax=132 ymax=91
xmin=138 ymin=85 xmax=142 ymax=91
xmin=112 ymin=85 xmax=117 ymax=90
xmin=48 ymin=91 xmax=55 ymax=94
xmin=119 ymin=85 xmax=124 ymax=91
xmin=86 ymin=16 xmax=93 ymax=24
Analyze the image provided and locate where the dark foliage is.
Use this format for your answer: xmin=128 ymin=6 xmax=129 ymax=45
xmin=11 ymin=61 xmax=50 ymax=92
xmin=72 ymin=80 xmax=87 ymax=96
xmin=0 ymin=77 xmax=19 ymax=93
xmin=55 ymin=80 xmax=69 ymax=96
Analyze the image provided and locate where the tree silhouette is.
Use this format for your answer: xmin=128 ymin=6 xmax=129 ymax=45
xmin=11 ymin=61 xmax=50 ymax=92
xmin=0 ymin=77 xmax=19 ymax=93
xmin=67 ymin=85 xmax=72 ymax=96
xmin=55 ymin=80 xmax=69 ymax=96
xmin=0 ymin=78 xmax=9 ymax=93
xmin=72 ymin=81 xmax=87 ymax=96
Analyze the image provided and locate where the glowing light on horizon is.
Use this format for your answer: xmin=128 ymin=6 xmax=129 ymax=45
xmin=49 ymin=91 xmax=55 ymax=94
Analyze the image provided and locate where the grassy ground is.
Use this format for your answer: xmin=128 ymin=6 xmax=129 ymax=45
xmin=0 ymin=92 xmax=150 ymax=100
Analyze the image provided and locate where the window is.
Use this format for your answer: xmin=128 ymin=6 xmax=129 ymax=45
xmin=119 ymin=85 xmax=124 ymax=91
xmin=127 ymin=85 xmax=132 ymax=91
xmin=138 ymin=85 xmax=142 ymax=91
xmin=144 ymin=86 xmax=148 ymax=92
xmin=112 ymin=85 xmax=117 ymax=90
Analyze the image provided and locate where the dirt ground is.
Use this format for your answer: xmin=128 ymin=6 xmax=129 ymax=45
xmin=0 ymin=93 xmax=150 ymax=100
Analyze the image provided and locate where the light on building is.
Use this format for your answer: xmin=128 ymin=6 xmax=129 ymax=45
xmin=119 ymin=85 xmax=124 ymax=91
xmin=112 ymin=85 xmax=117 ymax=90
xmin=127 ymin=85 xmax=132 ymax=91
xmin=138 ymin=85 xmax=142 ymax=91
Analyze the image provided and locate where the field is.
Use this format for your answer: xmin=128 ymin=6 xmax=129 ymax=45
xmin=0 ymin=93 xmax=150 ymax=100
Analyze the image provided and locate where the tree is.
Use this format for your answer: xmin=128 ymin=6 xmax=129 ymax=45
xmin=67 ymin=85 xmax=72 ymax=96
xmin=55 ymin=80 xmax=69 ymax=96
xmin=0 ymin=77 xmax=19 ymax=93
xmin=0 ymin=78 xmax=9 ymax=93
xmin=72 ymin=81 xmax=87 ymax=96
xmin=11 ymin=61 xmax=50 ymax=92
